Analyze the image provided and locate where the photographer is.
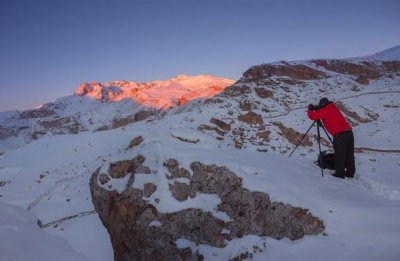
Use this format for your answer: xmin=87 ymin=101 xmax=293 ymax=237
xmin=307 ymin=98 xmax=355 ymax=179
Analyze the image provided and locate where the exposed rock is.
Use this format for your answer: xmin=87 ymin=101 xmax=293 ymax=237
xmin=99 ymin=174 xmax=111 ymax=185
xmin=163 ymin=159 xmax=191 ymax=179
xmin=169 ymin=182 xmax=191 ymax=201
xmin=222 ymin=85 xmax=251 ymax=97
xmin=171 ymin=134 xmax=200 ymax=144
xmin=100 ymin=111 xmax=155 ymax=131
xmin=356 ymin=75 xmax=369 ymax=85
xmin=134 ymin=110 xmax=154 ymax=122
xmin=31 ymin=131 xmax=47 ymax=140
xmin=280 ymin=78 xmax=301 ymax=85
xmin=254 ymin=87 xmax=274 ymax=98
xmin=381 ymin=61 xmax=400 ymax=73
xmin=238 ymin=111 xmax=264 ymax=125
xmin=112 ymin=118 xmax=133 ymax=129
xmin=239 ymin=99 xmax=254 ymax=111
xmin=241 ymin=63 xmax=326 ymax=82
xmin=336 ymin=102 xmax=369 ymax=123
xmin=143 ymin=183 xmax=157 ymax=198
xmin=126 ymin=136 xmax=144 ymax=150
xmin=204 ymin=97 xmax=224 ymax=104
xmin=273 ymin=122 xmax=312 ymax=147
xmin=313 ymin=60 xmax=381 ymax=79
xmin=38 ymin=117 xmax=85 ymax=134
xmin=210 ymin=117 xmax=231 ymax=132
xmin=19 ymin=107 xmax=56 ymax=119
xmin=108 ymin=155 xmax=150 ymax=179
xmin=257 ymin=130 xmax=271 ymax=141
xmin=234 ymin=140 xmax=243 ymax=149
xmin=383 ymin=104 xmax=400 ymax=108
xmin=197 ymin=124 xmax=226 ymax=136
xmin=90 ymin=158 xmax=324 ymax=261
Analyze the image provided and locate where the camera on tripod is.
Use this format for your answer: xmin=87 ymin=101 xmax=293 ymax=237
xmin=308 ymin=103 xmax=322 ymax=111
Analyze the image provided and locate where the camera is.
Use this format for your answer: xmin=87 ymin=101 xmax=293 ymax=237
xmin=308 ymin=104 xmax=321 ymax=111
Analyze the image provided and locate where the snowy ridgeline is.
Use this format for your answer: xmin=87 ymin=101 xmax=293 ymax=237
xmin=0 ymin=202 xmax=86 ymax=261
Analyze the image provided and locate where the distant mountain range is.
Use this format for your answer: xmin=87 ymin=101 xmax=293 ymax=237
xmin=0 ymin=75 xmax=234 ymax=151
xmin=74 ymin=75 xmax=234 ymax=109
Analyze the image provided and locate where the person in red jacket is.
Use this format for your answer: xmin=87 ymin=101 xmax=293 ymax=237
xmin=307 ymin=98 xmax=355 ymax=179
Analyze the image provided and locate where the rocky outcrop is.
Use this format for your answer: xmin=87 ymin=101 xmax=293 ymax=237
xmin=210 ymin=117 xmax=231 ymax=132
xmin=19 ymin=106 xmax=56 ymax=119
xmin=126 ymin=136 xmax=144 ymax=150
xmin=273 ymin=121 xmax=313 ymax=147
xmin=90 ymin=156 xmax=324 ymax=261
xmin=238 ymin=111 xmax=264 ymax=125
xmin=241 ymin=63 xmax=326 ymax=83
xmin=38 ymin=116 xmax=85 ymax=135
xmin=382 ymin=61 xmax=400 ymax=73
xmin=254 ymin=87 xmax=274 ymax=98
xmin=312 ymin=60 xmax=381 ymax=79
xmin=356 ymin=75 xmax=369 ymax=85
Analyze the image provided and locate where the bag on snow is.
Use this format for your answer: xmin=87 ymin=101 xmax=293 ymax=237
xmin=316 ymin=150 xmax=335 ymax=170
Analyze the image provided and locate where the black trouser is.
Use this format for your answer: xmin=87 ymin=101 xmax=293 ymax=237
xmin=333 ymin=130 xmax=355 ymax=178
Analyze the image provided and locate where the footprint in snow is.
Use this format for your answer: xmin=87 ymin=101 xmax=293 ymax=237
xmin=348 ymin=176 xmax=400 ymax=201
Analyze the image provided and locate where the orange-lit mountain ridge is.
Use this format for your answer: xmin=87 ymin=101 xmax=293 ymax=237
xmin=0 ymin=75 xmax=234 ymax=151
xmin=74 ymin=75 xmax=234 ymax=109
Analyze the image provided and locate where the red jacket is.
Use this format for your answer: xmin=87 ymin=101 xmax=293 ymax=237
xmin=307 ymin=102 xmax=351 ymax=136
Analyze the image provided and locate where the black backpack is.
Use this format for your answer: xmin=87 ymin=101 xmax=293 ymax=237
xmin=316 ymin=150 xmax=335 ymax=170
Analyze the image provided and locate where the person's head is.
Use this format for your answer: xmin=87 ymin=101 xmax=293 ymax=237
xmin=318 ymin=98 xmax=330 ymax=108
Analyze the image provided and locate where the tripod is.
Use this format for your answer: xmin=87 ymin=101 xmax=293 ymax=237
xmin=288 ymin=120 xmax=333 ymax=176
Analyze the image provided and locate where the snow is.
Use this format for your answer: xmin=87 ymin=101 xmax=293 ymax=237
xmin=3 ymin=97 xmax=399 ymax=260
xmin=364 ymin=45 xmax=400 ymax=61
xmin=0 ymin=202 xmax=87 ymax=261
xmin=1 ymin=53 xmax=400 ymax=260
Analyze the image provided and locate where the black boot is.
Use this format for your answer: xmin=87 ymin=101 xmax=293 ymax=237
xmin=332 ymin=173 xmax=345 ymax=179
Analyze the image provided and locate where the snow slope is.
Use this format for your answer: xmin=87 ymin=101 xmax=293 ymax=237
xmin=364 ymin=45 xmax=400 ymax=61
xmin=1 ymin=46 xmax=400 ymax=260
xmin=0 ymin=202 xmax=87 ymax=261
xmin=1 ymin=105 xmax=399 ymax=260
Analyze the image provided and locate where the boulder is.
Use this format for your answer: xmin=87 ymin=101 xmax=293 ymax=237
xmin=90 ymin=157 xmax=325 ymax=261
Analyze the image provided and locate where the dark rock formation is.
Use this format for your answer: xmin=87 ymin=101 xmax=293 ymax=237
xmin=312 ymin=60 xmax=381 ymax=79
xmin=273 ymin=121 xmax=313 ymax=147
xmin=90 ymin=156 xmax=324 ymax=261
xmin=356 ymin=75 xmax=369 ymax=85
xmin=221 ymin=85 xmax=251 ymax=97
xmin=254 ymin=87 xmax=274 ymax=98
xmin=19 ymin=106 xmax=56 ymax=119
xmin=241 ymin=63 xmax=326 ymax=83
xmin=210 ymin=117 xmax=231 ymax=132
xmin=126 ymin=136 xmax=144 ymax=150
xmin=238 ymin=111 xmax=264 ymax=125
xmin=38 ymin=116 xmax=85 ymax=135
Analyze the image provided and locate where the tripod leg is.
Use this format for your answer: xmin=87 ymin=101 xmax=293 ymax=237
xmin=288 ymin=121 xmax=316 ymax=158
xmin=317 ymin=121 xmax=324 ymax=177
xmin=320 ymin=123 xmax=333 ymax=145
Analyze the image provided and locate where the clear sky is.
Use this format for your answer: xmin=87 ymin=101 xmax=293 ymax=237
xmin=1 ymin=0 xmax=399 ymax=111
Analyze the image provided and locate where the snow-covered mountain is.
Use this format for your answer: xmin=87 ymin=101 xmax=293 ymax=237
xmin=1 ymin=45 xmax=400 ymax=261
xmin=0 ymin=75 xmax=234 ymax=152
xmin=74 ymin=75 xmax=234 ymax=109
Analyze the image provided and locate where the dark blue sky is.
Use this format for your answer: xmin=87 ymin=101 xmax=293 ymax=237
xmin=1 ymin=0 xmax=399 ymax=111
